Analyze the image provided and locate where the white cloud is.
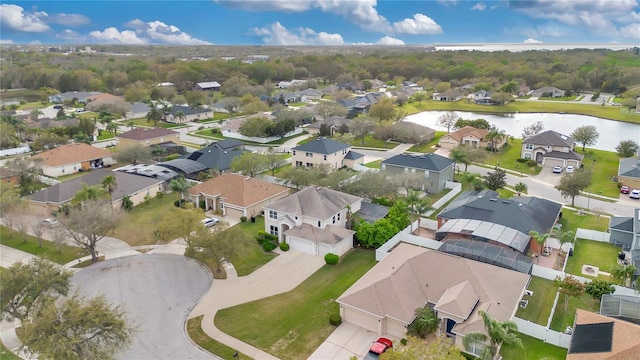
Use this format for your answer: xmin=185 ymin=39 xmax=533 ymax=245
xmin=471 ymin=3 xmax=487 ymax=11
xmin=392 ymin=13 xmax=443 ymax=35
xmin=49 ymin=13 xmax=90 ymax=27
xmin=620 ymin=23 xmax=640 ymax=40
xmin=0 ymin=39 xmax=15 ymax=44
xmin=316 ymin=0 xmax=391 ymax=32
xmin=57 ymin=29 xmax=86 ymax=42
xmin=378 ymin=36 xmax=405 ymax=45
xmin=523 ymin=38 xmax=543 ymax=43
xmin=136 ymin=20 xmax=211 ymax=45
xmin=89 ymin=27 xmax=147 ymax=45
xmin=437 ymin=0 xmax=458 ymax=6
xmin=214 ymin=0 xmax=311 ymax=12
xmin=0 ymin=4 xmax=49 ymax=33
xmin=253 ymin=22 xmax=344 ymax=45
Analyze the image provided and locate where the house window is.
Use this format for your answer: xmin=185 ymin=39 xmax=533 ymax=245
xmin=424 ymin=171 xmax=429 ymax=177
xmin=295 ymin=161 xmax=303 ymax=167
xmin=465 ymin=340 xmax=486 ymax=357
xmin=411 ymin=168 xmax=416 ymax=173
xmin=306 ymin=152 xmax=313 ymax=157
xmin=404 ymin=168 xmax=408 ymax=173
xmin=337 ymin=213 xmax=341 ymax=221
xmin=524 ymin=153 xmax=532 ymax=160
xmin=306 ymin=162 xmax=313 ymax=168
xmin=293 ymin=150 xmax=296 ymax=155
xmin=525 ymin=143 xmax=533 ymax=150
xmin=317 ymin=220 xmax=321 ymax=227
xmin=269 ymin=225 xmax=279 ymax=237
xmin=61 ymin=169 xmax=65 ymax=174
xmin=323 ymin=155 xmax=327 ymax=160
xmin=332 ymin=216 xmax=336 ymax=224
xmin=269 ymin=210 xmax=278 ymax=219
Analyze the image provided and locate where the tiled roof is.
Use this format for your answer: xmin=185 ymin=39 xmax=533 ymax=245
xmin=382 ymin=153 xmax=454 ymax=172
xmin=117 ymin=128 xmax=178 ymax=141
xmin=32 ymin=143 xmax=113 ymax=167
xmin=293 ymin=138 xmax=350 ymax=155
xmin=524 ymin=130 xmax=574 ymax=147
xmin=265 ymin=186 xmax=361 ymax=219
xmin=188 ymin=173 xmax=290 ymax=207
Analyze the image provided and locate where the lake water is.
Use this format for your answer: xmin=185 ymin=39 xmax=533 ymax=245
xmin=403 ymin=111 xmax=640 ymax=152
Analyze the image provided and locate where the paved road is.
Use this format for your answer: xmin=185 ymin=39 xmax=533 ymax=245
xmin=72 ymin=254 xmax=217 ymax=360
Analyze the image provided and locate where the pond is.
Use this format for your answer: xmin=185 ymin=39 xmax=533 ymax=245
xmin=403 ymin=111 xmax=640 ymax=152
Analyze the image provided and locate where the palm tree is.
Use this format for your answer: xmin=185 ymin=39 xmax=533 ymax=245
xmin=528 ymin=230 xmax=549 ymax=262
xmin=409 ymin=307 xmax=440 ymax=338
xmin=146 ymin=107 xmax=162 ymax=127
xmin=30 ymin=109 xmax=43 ymax=120
xmin=450 ymin=147 xmax=470 ymax=173
xmin=174 ymin=110 xmax=186 ymax=124
xmin=101 ymin=176 xmax=118 ymax=202
xmin=169 ymin=176 xmax=191 ymax=201
xmin=463 ymin=310 xmax=522 ymax=360
xmin=514 ymin=182 xmax=527 ymax=196
xmin=406 ymin=190 xmax=434 ymax=233
xmin=610 ymin=264 xmax=637 ymax=287
xmin=71 ymin=183 xmax=109 ymax=206
xmin=486 ymin=126 xmax=507 ymax=152
xmin=106 ymin=122 xmax=118 ymax=136
xmin=557 ymin=229 xmax=575 ymax=256
xmin=126 ymin=120 xmax=136 ymax=130
xmin=345 ymin=204 xmax=353 ymax=230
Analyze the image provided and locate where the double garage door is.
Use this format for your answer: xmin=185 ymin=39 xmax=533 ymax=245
xmin=287 ymin=237 xmax=340 ymax=256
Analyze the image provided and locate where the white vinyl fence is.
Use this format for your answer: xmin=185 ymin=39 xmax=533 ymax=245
xmin=376 ymin=220 xmax=442 ymax=261
xmin=512 ymin=317 xmax=572 ymax=349
xmin=0 ymin=146 xmax=30 ymax=157
xmin=425 ymin=181 xmax=461 ymax=217
xmin=222 ymin=128 xmax=303 ymax=144
xmin=575 ymin=228 xmax=610 ymax=243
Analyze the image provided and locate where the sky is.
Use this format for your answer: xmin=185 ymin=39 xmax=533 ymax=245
xmin=1 ymin=1 xmax=639 ymax=46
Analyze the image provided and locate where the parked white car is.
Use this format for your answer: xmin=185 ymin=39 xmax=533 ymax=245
xmin=553 ymin=165 xmax=563 ymax=173
xmin=201 ymin=218 xmax=219 ymax=227
xmin=630 ymin=189 xmax=640 ymax=200
xmin=565 ymin=165 xmax=575 ymax=173
xmin=41 ymin=218 xmax=59 ymax=226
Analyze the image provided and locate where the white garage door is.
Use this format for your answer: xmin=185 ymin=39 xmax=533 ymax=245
xmin=287 ymin=237 xmax=315 ymax=255
xmin=384 ymin=318 xmax=407 ymax=339
xmin=318 ymin=243 xmax=333 ymax=257
xmin=343 ymin=307 xmax=379 ymax=334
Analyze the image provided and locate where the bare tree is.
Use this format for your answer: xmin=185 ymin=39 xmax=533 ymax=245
xmin=437 ymin=111 xmax=459 ymax=133
xmin=32 ymin=222 xmax=46 ymax=248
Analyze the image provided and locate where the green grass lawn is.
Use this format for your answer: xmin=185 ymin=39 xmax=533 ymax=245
xmin=539 ymin=95 xmax=579 ymax=101
xmin=231 ymin=217 xmax=278 ymax=277
xmin=515 ymin=277 xmax=556 ymax=325
xmin=364 ymin=159 xmax=382 ymax=169
xmin=0 ymin=340 xmax=21 ymax=360
xmin=287 ymin=102 xmax=307 ymax=107
xmin=349 ymin=135 xmax=397 ymax=149
xmin=564 ymin=238 xmax=620 ymax=278
xmin=425 ymin=188 xmax=453 ymax=203
xmin=408 ymin=131 xmax=446 ymax=153
xmin=97 ymin=131 xmax=114 ymax=141
xmin=112 ymin=192 xmax=181 ymax=246
xmin=215 ymin=249 xmax=377 ymax=359
xmin=0 ymin=226 xmax=86 ymax=264
xmin=187 ymin=316 xmax=252 ymax=360
xmin=501 ymin=332 xmax=567 ymax=360
xmin=198 ymin=113 xmax=232 ymax=123
xmin=496 ymin=188 xmax=515 ymax=199
xmin=558 ymin=209 xmax=610 ymax=234
xmin=578 ymin=148 xmax=622 ymax=198
xmin=482 ymin=140 xmax=542 ymax=175
xmin=550 ymin=292 xmax=599 ymax=332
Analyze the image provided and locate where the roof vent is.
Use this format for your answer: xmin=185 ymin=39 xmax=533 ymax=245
xmin=502 ymin=200 xmax=510 ymax=204
xmin=519 ymin=203 xmax=523 ymax=207
xmin=245 ymin=176 xmax=251 ymax=181
xmin=489 ymin=198 xmax=497 ymax=202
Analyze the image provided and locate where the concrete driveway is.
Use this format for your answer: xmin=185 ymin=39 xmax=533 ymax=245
xmin=309 ymin=323 xmax=387 ymax=360
xmin=72 ymin=253 xmax=217 ymax=360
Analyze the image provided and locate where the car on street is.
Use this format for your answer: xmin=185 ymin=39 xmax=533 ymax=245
xmin=621 ymin=185 xmax=630 ymax=194
xmin=201 ymin=218 xmax=219 ymax=227
xmin=553 ymin=165 xmax=563 ymax=174
xmin=369 ymin=337 xmax=393 ymax=355
xmin=630 ymin=189 xmax=640 ymax=200
xmin=565 ymin=165 xmax=575 ymax=173
xmin=40 ymin=218 xmax=59 ymax=226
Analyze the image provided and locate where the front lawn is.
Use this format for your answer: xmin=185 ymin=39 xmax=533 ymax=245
xmin=187 ymin=316 xmax=251 ymax=360
xmin=564 ymin=238 xmax=620 ymax=279
xmin=349 ymin=135 xmax=397 ymax=149
xmin=97 ymin=131 xmax=115 ymax=141
xmin=515 ymin=277 xmax=556 ymax=326
xmin=408 ymin=131 xmax=447 ymax=153
xmin=501 ymin=332 xmax=567 ymax=360
xmin=0 ymin=341 xmax=21 ymax=360
xmin=538 ymin=95 xmax=579 ymax=101
xmin=112 ymin=192 xmax=181 ymax=246
xmin=364 ymin=159 xmax=382 ymax=169
xmin=550 ymin=292 xmax=599 ymax=332
xmin=579 ymin=148 xmax=621 ymax=198
xmin=215 ymin=249 xmax=376 ymax=359
xmin=482 ymin=140 xmax=542 ymax=175
xmin=558 ymin=208 xmax=610 ymax=234
xmin=0 ymin=226 xmax=85 ymax=265
xmin=231 ymin=217 xmax=278 ymax=276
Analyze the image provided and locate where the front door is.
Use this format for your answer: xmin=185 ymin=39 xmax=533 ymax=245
xmin=535 ymin=152 xmax=543 ymax=163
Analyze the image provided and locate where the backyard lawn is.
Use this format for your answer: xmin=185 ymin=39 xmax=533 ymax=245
xmin=215 ymin=249 xmax=377 ymax=359
xmin=0 ymin=226 xmax=86 ymax=265
xmin=349 ymin=135 xmax=398 ymax=149
xmin=579 ymin=147 xmax=622 ymax=198
xmin=364 ymin=159 xmax=382 ymax=169
xmin=112 ymin=192 xmax=181 ymax=246
xmin=501 ymin=332 xmax=567 ymax=360
xmin=558 ymin=209 xmax=610 ymax=234
xmin=231 ymin=217 xmax=278 ymax=277
xmin=564 ymin=238 xmax=620 ymax=279
xmin=515 ymin=277 xmax=556 ymax=326
xmin=550 ymin=292 xmax=599 ymax=332
xmin=482 ymin=140 xmax=542 ymax=175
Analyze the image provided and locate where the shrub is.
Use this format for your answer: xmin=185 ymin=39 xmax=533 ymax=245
xmin=262 ymin=241 xmax=277 ymax=252
xmin=174 ymin=199 xmax=187 ymax=208
xmin=164 ymin=154 xmax=180 ymax=161
xmin=156 ymin=191 xmax=164 ymax=199
xmin=199 ymin=200 xmax=206 ymax=210
xmin=198 ymin=126 xmax=205 ymax=130
xmin=279 ymin=242 xmax=289 ymax=251
xmin=324 ymin=253 xmax=339 ymax=265
xmin=211 ymin=128 xmax=220 ymax=134
xmin=329 ymin=314 xmax=342 ymax=326
xmin=400 ymin=338 xmax=408 ymax=346
xmin=240 ymin=216 xmax=247 ymax=222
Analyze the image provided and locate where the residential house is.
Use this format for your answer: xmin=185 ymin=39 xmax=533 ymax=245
xmin=126 ymin=102 xmax=151 ymax=120
xmin=337 ymin=243 xmax=530 ymax=357
xmin=437 ymin=190 xmax=563 ymax=255
xmin=114 ymin=163 xmax=180 ymax=182
xmin=27 ymin=169 xmax=163 ymax=216
xmin=608 ymin=209 xmax=640 ymax=272
xmin=567 ymin=309 xmax=640 ymax=360
xmin=117 ymin=128 xmax=180 ymax=148
xmin=156 ymin=82 xmax=175 ymax=87
xmin=165 ymin=105 xmax=214 ymax=123
xmin=188 ymin=173 xmax=291 ymax=219
xmin=32 ymin=143 xmax=115 ymax=178
xmin=521 ymin=130 xmax=584 ymax=168
xmin=439 ymin=126 xmax=492 ymax=149
xmin=618 ymin=157 xmax=640 ymax=190
xmin=0 ymin=167 xmax=19 ymax=185
xmin=531 ymin=86 xmax=566 ymax=98
xmin=306 ymin=116 xmax=351 ymax=136
xmin=193 ymin=81 xmax=221 ymax=91
xmin=338 ymin=93 xmax=384 ymax=118
xmin=48 ymin=91 xmax=101 ymax=104
xmin=276 ymin=79 xmax=307 ymax=89
xmin=291 ymin=137 xmax=364 ymax=170
xmin=263 ymin=186 xmax=362 ymax=256
xmin=297 ymin=88 xmax=323 ymax=101
xmin=180 ymin=140 xmax=247 ymax=173
xmin=381 ymin=153 xmax=454 ymax=193
xmin=84 ymin=93 xmax=130 ymax=113
xmin=432 ymin=90 xmax=463 ymax=102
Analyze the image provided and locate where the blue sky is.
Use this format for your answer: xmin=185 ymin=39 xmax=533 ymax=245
xmin=1 ymin=1 xmax=639 ymax=46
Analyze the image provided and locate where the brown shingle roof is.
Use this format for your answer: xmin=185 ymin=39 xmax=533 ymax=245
xmin=284 ymin=223 xmax=354 ymax=245
xmin=444 ymin=126 xmax=489 ymax=142
xmin=32 ymin=144 xmax=113 ymax=167
xmin=265 ymin=186 xmax=361 ymax=219
xmin=568 ymin=310 xmax=640 ymax=360
xmin=188 ymin=173 xmax=290 ymax=207
xmin=117 ymin=128 xmax=179 ymax=141
xmin=337 ymin=243 xmax=530 ymax=336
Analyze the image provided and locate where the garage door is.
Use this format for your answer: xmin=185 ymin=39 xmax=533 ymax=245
xmin=439 ymin=139 xmax=457 ymax=149
xmin=343 ymin=307 xmax=379 ymax=334
xmin=318 ymin=243 xmax=333 ymax=257
xmin=384 ymin=318 xmax=407 ymax=339
xmin=224 ymin=206 xmax=244 ymax=219
xmin=543 ymin=158 xmax=563 ymax=167
xmin=287 ymin=237 xmax=315 ymax=255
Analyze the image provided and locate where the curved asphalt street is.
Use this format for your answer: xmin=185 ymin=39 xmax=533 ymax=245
xmin=71 ymin=254 xmax=216 ymax=360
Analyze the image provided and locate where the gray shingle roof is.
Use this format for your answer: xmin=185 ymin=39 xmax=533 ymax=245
xmin=157 ymin=159 xmax=207 ymax=175
xmin=610 ymin=216 xmax=634 ymax=233
xmin=293 ymin=138 xmax=350 ymax=155
xmin=117 ymin=127 xmax=178 ymax=141
xmin=524 ymin=130 xmax=574 ymax=147
xmin=619 ymin=158 xmax=640 ymax=178
xmin=344 ymin=151 xmax=364 ymax=160
xmin=284 ymin=223 xmax=354 ymax=245
xmin=181 ymin=144 xmax=248 ymax=171
xmin=438 ymin=190 xmax=563 ymax=238
xmin=543 ymin=150 xmax=584 ymax=160
xmin=266 ymin=186 xmax=361 ymax=219
xmin=382 ymin=153 xmax=454 ymax=172
xmin=171 ymin=105 xmax=212 ymax=116
xmin=28 ymin=169 xmax=162 ymax=204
